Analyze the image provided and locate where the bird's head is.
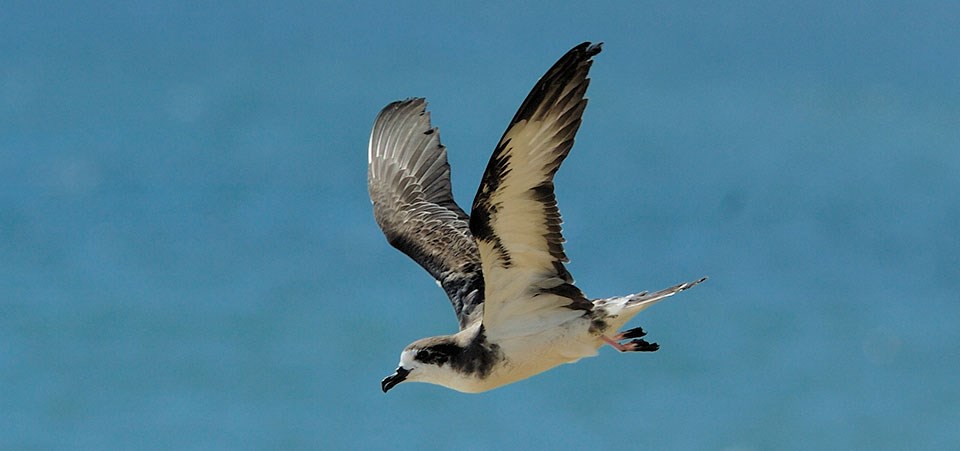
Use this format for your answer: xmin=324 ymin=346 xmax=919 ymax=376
xmin=381 ymin=336 xmax=466 ymax=393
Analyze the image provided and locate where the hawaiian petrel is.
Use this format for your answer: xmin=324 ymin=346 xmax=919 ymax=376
xmin=368 ymin=42 xmax=705 ymax=393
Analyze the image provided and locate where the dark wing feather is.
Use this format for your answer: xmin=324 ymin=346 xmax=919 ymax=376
xmin=470 ymin=42 xmax=601 ymax=330
xmin=368 ymin=99 xmax=483 ymax=329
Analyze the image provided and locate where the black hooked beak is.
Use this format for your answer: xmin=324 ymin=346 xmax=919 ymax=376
xmin=381 ymin=366 xmax=410 ymax=393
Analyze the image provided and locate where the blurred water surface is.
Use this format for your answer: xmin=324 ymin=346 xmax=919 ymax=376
xmin=2 ymin=2 xmax=958 ymax=449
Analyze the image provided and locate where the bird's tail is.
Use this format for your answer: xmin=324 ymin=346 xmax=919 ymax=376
xmin=591 ymin=277 xmax=706 ymax=331
xmin=624 ymin=277 xmax=707 ymax=310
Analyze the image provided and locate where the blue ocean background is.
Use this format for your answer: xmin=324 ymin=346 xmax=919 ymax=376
xmin=2 ymin=2 xmax=958 ymax=449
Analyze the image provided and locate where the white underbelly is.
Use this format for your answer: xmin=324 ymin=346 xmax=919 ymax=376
xmin=484 ymin=324 xmax=602 ymax=387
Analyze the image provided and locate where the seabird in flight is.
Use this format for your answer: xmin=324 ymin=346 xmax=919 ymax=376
xmin=368 ymin=42 xmax=705 ymax=393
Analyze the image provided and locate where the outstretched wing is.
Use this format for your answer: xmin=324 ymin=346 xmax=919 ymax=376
xmin=470 ymin=42 xmax=601 ymax=332
xmin=368 ymin=99 xmax=484 ymax=329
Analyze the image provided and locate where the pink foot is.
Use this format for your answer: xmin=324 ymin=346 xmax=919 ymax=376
xmin=602 ymin=330 xmax=660 ymax=353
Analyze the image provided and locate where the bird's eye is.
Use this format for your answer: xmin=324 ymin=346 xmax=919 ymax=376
xmin=415 ymin=350 xmax=430 ymax=361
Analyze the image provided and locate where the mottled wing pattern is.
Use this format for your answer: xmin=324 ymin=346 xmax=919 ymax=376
xmin=469 ymin=42 xmax=601 ymax=332
xmin=368 ymin=99 xmax=484 ymax=328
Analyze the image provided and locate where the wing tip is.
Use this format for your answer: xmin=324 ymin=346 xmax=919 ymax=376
xmin=583 ymin=41 xmax=603 ymax=57
xmin=381 ymin=97 xmax=427 ymax=114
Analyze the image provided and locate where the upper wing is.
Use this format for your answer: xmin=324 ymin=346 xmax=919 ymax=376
xmin=469 ymin=42 xmax=601 ymax=332
xmin=368 ymin=98 xmax=484 ymax=329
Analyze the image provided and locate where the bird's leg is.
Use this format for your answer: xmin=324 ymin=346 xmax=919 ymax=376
xmin=601 ymin=336 xmax=633 ymax=352
xmin=602 ymin=327 xmax=660 ymax=352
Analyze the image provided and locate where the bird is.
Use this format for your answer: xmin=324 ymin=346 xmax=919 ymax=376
xmin=368 ymin=42 xmax=705 ymax=393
